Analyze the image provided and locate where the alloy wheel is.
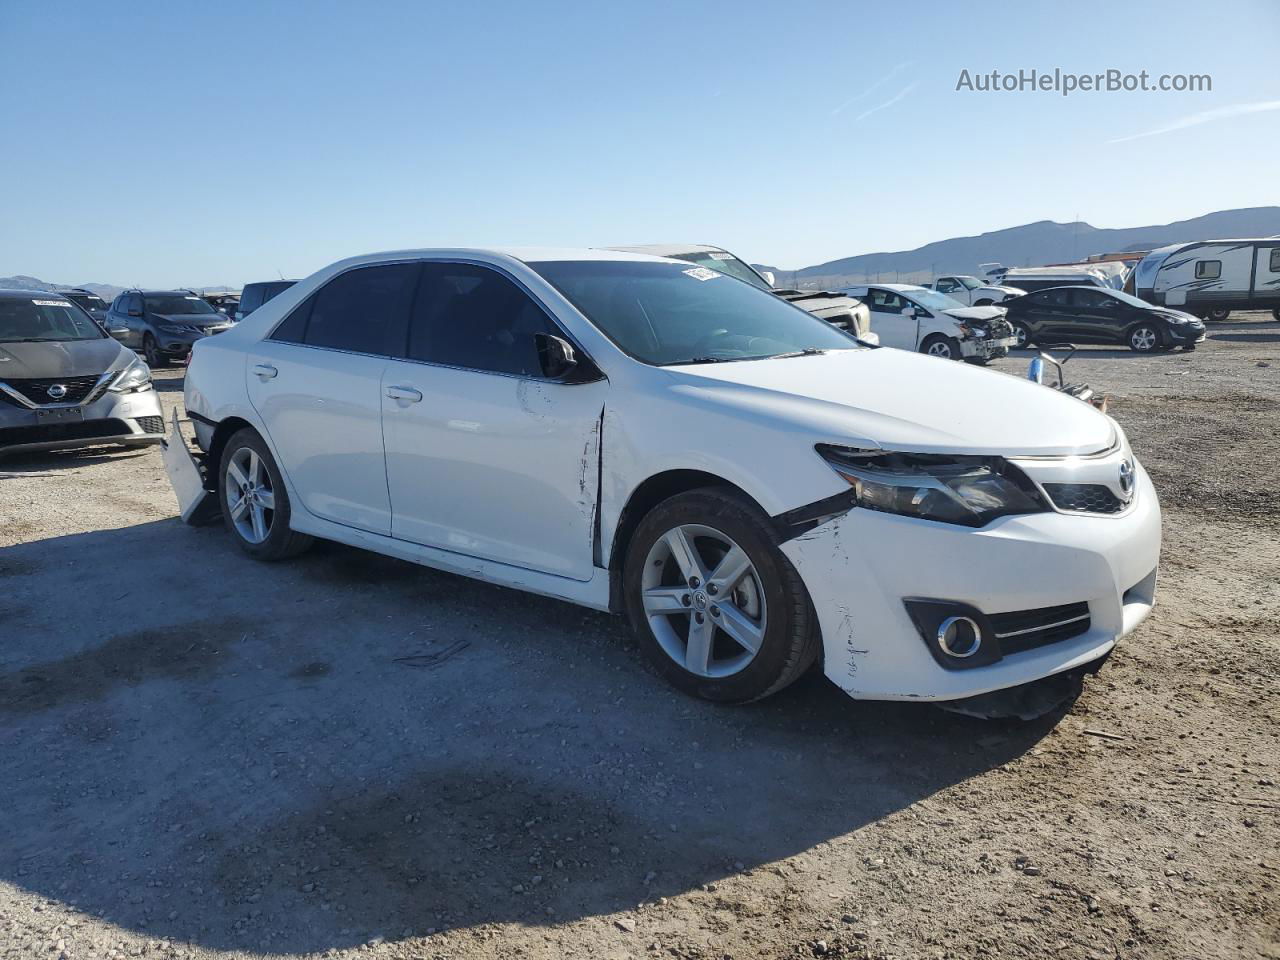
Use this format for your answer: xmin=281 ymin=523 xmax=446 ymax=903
xmin=926 ymin=340 xmax=955 ymax=359
xmin=641 ymin=523 xmax=767 ymax=678
xmin=1130 ymin=326 xmax=1158 ymax=351
xmin=225 ymin=446 xmax=276 ymax=544
xmin=1012 ymin=324 xmax=1029 ymax=348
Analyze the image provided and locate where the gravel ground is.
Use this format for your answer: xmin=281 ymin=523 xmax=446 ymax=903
xmin=1 ymin=313 xmax=1277 ymax=960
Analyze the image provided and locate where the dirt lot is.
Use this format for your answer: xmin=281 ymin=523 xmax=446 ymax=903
xmin=1 ymin=314 xmax=1277 ymax=960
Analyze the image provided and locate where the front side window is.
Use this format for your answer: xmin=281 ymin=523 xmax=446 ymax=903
xmin=0 ymin=298 xmax=105 ymax=342
xmin=1194 ymin=260 xmax=1221 ymax=280
xmin=868 ymin=289 xmax=907 ymax=311
xmin=287 ymin=263 xmax=419 ymax=355
xmin=531 ymin=260 xmax=857 ymax=365
xmin=1269 ymin=248 xmax=1280 ymax=272
xmin=145 ymin=294 xmax=218 ymax=316
xmin=1074 ymin=289 xmax=1117 ymax=310
xmin=406 ymin=262 xmax=556 ymax=376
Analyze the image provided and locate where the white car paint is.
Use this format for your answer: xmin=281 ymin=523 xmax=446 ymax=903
xmin=182 ymin=247 xmax=1160 ymax=703
xmin=928 ymin=275 xmax=1025 ymax=305
xmin=841 ymin=283 xmax=1016 ymax=360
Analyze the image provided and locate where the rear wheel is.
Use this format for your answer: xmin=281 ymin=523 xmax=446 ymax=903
xmin=623 ymin=488 xmax=820 ymax=703
xmin=1206 ymin=308 xmax=1231 ymax=322
xmin=973 ymin=298 xmax=994 ymax=306
xmin=1273 ymin=307 xmax=1280 ymax=322
xmin=920 ymin=334 xmax=962 ymax=361
xmin=1127 ymin=324 xmax=1163 ymax=353
xmin=218 ymin=428 xmax=313 ymax=560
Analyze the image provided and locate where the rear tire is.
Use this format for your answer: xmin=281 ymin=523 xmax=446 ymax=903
xmin=1206 ymin=308 xmax=1231 ymax=322
xmin=920 ymin=334 xmax=962 ymax=361
xmin=1273 ymin=307 xmax=1280 ymax=322
xmin=623 ymin=488 xmax=820 ymax=703
xmin=973 ymin=298 xmax=994 ymax=306
xmin=218 ymin=428 xmax=314 ymax=561
xmin=1010 ymin=322 xmax=1033 ymax=349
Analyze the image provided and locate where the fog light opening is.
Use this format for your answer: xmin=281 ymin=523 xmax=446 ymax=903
xmin=936 ymin=615 xmax=982 ymax=659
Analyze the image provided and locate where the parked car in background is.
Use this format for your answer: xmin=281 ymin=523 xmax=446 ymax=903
xmin=841 ymin=283 xmax=1016 ymax=363
xmin=926 ymin=275 xmax=1025 ymax=306
xmin=169 ymin=247 xmax=1159 ymax=710
xmin=0 ymin=290 xmax=162 ymax=455
xmin=58 ymin=288 xmax=112 ymax=328
xmin=985 ymin=264 xmax=1127 ymax=294
xmin=201 ymin=292 xmax=242 ymax=319
xmin=105 ymin=290 xmax=235 ymax=366
xmin=1001 ymin=286 xmax=1206 ymax=353
xmin=607 ymin=244 xmax=875 ymax=342
xmin=1133 ymin=238 xmax=1280 ymax=321
xmin=235 ymin=280 xmax=297 ymax=321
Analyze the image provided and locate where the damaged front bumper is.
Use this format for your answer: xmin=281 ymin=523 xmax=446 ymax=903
xmin=778 ymin=463 xmax=1161 ymax=702
xmin=960 ymin=335 xmax=1016 ymax=359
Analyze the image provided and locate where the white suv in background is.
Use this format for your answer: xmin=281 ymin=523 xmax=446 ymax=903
xmin=169 ymin=248 xmax=1160 ymax=711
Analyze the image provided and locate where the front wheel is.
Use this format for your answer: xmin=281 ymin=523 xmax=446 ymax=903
xmin=623 ymin=488 xmax=820 ymax=703
xmin=1206 ymin=308 xmax=1231 ymax=322
xmin=218 ymin=428 xmax=314 ymax=560
xmin=920 ymin=334 xmax=962 ymax=361
xmin=1128 ymin=324 xmax=1163 ymax=353
xmin=143 ymin=334 xmax=166 ymax=367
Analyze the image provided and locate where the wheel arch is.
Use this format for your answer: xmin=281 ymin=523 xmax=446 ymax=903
xmin=606 ymin=469 xmax=767 ymax=611
xmin=204 ymin=416 xmax=260 ymax=492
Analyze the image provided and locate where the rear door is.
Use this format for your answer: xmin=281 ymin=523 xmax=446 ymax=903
xmin=1028 ymin=288 xmax=1075 ymax=341
xmin=863 ymin=288 xmax=918 ymax=349
xmin=380 ymin=260 xmax=607 ymax=580
xmin=245 ymin=262 xmax=418 ymax=535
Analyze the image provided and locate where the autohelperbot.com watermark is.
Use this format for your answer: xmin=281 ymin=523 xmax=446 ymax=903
xmin=956 ymin=68 xmax=1211 ymax=96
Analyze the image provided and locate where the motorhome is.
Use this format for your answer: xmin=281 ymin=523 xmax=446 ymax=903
xmin=1133 ymin=239 xmax=1280 ymax=320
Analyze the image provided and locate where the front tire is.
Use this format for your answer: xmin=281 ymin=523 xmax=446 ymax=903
xmin=623 ymin=488 xmax=820 ymax=703
xmin=1206 ymin=308 xmax=1231 ymax=322
xmin=1127 ymin=324 xmax=1163 ymax=353
xmin=143 ymin=334 xmax=166 ymax=367
xmin=218 ymin=428 xmax=313 ymax=560
xmin=920 ymin=334 xmax=962 ymax=361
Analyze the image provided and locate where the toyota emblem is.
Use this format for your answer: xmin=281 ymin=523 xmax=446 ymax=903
xmin=46 ymin=383 xmax=68 ymax=400
xmin=1117 ymin=459 xmax=1135 ymax=500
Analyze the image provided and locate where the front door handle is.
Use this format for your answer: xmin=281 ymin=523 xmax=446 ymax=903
xmin=385 ymin=385 xmax=423 ymax=403
xmin=252 ymin=363 xmax=278 ymax=380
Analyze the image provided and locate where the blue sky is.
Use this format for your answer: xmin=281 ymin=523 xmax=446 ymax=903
xmin=3 ymin=0 xmax=1278 ymax=286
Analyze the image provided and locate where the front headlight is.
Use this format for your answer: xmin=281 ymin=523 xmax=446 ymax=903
xmin=817 ymin=445 xmax=1047 ymax=527
xmin=1162 ymin=314 xmax=1190 ymax=325
xmin=108 ymin=359 xmax=152 ymax=393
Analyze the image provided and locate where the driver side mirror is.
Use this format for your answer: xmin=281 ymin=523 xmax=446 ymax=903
xmin=900 ymin=307 xmax=916 ymax=318
xmin=536 ymin=333 xmax=581 ymax=380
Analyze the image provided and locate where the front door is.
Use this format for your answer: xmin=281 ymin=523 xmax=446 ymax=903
xmin=245 ymin=262 xmax=419 ymax=536
xmin=381 ymin=261 xmax=606 ymax=581
xmin=864 ymin=288 xmax=919 ymax=349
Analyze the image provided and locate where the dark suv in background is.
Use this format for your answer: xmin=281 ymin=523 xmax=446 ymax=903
xmin=235 ymin=280 xmax=296 ymax=321
xmin=105 ymin=290 xmax=235 ymax=366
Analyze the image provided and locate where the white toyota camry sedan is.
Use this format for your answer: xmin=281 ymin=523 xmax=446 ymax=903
xmin=172 ymin=248 xmax=1161 ymax=706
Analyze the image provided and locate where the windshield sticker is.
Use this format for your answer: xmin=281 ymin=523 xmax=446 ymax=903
xmin=709 ymin=252 xmax=733 ymax=260
xmin=683 ymin=267 xmax=721 ymax=282
xmin=32 ymin=299 xmax=71 ymax=306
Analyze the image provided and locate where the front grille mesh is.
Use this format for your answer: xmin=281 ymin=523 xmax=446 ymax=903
xmin=991 ymin=601 xmax=1091 ymax=655
xmin=134 ymin=416 xmax=164 ymax=435
xmin=1044 ymin=483 xmax=1126 ymax=514
xmin=2 ymin=375 xmax=102 ymax=406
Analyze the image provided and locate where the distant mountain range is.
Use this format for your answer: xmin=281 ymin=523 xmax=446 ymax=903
xmin=0 ymin=275 xmax=128 ymax=302
xmin=761 ymin=206 xmax=1280 ymax=289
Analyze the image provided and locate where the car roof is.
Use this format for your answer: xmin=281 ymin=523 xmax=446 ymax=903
xmin=863 ymin=283 xmax=928 ymax=292
xmin=311 ymin=248 xmax=682 ymax=276
xmin=0 ymin=288 xmax=76 ymax=301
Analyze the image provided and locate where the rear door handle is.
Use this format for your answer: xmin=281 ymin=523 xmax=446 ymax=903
xmin=252 ymin=363 xmax=278 ymax=380
xmin=385 ymin=385 xmax=423 ymax=403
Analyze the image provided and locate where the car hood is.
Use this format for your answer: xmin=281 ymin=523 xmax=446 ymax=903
xmin=942 ymin=305 xmax=1007 ymax=322
xmin=663 ymin=348 xmax=1115 ymax=457
xmin=0 ymin=337 xmax=133 ymax=379
xmin=984 ymin=284 xmax=1025 ymax=296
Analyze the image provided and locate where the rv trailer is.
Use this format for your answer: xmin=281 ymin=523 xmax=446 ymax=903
xmin=1134 ymin=238 xmax=1280 ymax=320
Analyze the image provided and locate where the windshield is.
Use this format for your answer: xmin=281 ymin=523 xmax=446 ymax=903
xmin=144 ymin=294 xmax=218 ymax=315
xmin=66 ymin=293 xmax=106 ymax=310
xmin=668 ymin=251 xmax=772 ymax=292
xmin=905 ymin=288 xmax=967 ymax=312
xmin=530 ymin=260 xmax=859 ymax=365
xmin=0 ymin=298 xmax=105 ymax=342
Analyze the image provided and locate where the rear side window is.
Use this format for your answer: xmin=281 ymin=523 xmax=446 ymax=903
xmin=1269 ymin=248 xmax=1280 ymax=272
xmin=239 ymin=285 xmax=264 ymax=314
xmin=404 ymin=262 xmax=556 ymax=377
xmin=1194 ymin=260 xmax=1221 ymax=279
xmin=275 ymin=263 xmax=418 ymax=355
xmin=1031 ymin=288 xmax=1072 ymax=306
